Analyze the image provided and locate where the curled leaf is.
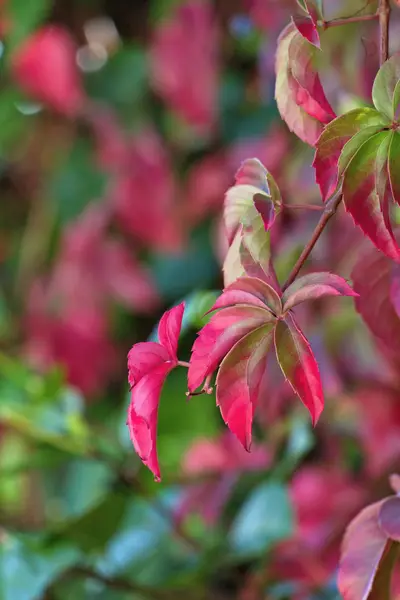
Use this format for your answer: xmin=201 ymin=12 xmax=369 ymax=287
xmin=275 ymin=24 xmax=335 ymax=146
xmin=274 ymin=314 xmax=323 ymax=425
xmin=282 ymin=272 xmax=357 ymax=312
xmin=216 ymin=325 xmax=274 ymax=450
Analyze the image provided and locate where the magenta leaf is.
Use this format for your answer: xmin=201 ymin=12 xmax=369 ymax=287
xmin=128 ymin=362 xmax=174 ymax=482
xmin=379 ymin=497 xmax=400 ymax=542
xmin=274 ymin=314 xmax=323 ymax=425
xmin=388 ymin=131 xmax=400 ymax=206
xmin=342 ymin=131 xmax=400 ymax=262
xmin=282 ymin=272 xmax=357 ymax=312
xmin=216 ymin=324 xmax=275 ymax=450
xmin=275 ymin=24 xmax=335 ymax=146
xmin=313 ymin=108 xmax=387 ymax=201
xmin=127 ymin=342 xmax=169 ymax=388
xmin=338 ymin=500 xmax=390 ymax=600
xmin=390 ymin=263 xmax=400 ymax=319
xmin=158 ymin=302 xmax=185 ymax=360
xmin=188 ymin=305 xmax=274 ymax=392
xmin=292 ymin=17 xmax=320 ymax=48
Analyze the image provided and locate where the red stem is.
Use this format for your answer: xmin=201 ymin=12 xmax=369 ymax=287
xmin=322 ymin=12 xmax=378 ymax=29
xmin=281 ymin=193 xmax=343 ymax=292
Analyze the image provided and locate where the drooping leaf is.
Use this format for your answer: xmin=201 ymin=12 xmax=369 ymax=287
xmin=188 ymin=305 xmax=273 ymax=392
xmin=372 ymin=54 xmax=400 ymax=121
xmin=338 ymin=501 xmax=391 ymax=600
xmin=292 ymin=17 xmax=320 ymax=48
xmin=313 ymin=108 xmax=387 ymax=201
xmin=342 ymin=131 xmax=400 ymax=261
xmin=282 ymin=272 xmax=357 ymax=312
xmin=379 ymin=497 xmax=400 ymax=542
xmin=274 ymin=314 xmax=323 ymax=425
xmin=275 ymin=24 xmax=335 ymax=146
xmin=216 ymin=324 xmax=274 ymax=449
xmin=157 ymin=302 xmax=185 ymax=360
xmin=388 ymin=131 xmax=400 ymax=206
xmin=127 ymin=362 xmax=174 ymax=481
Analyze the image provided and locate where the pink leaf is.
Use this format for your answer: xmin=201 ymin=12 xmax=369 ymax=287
xmin=210 ymin=277 xmax=282 ymax=316
xmin=379 ymin=497 xmax=400 ymax=542
xmin=282 ymin=272 xmax=357 ymax=312
xmin=342 ymin=131 xmax=400 ymax=262
xmin=274 ymin=314 xmax=323 ymax=425
xmin=127 ymin=342 xmax=169 ymax=388
xmin=313 ymin=108 xmax=386 ymax=201
xmin=338 ymin=500 xmax=389 ymax=600
xmin=216 ymin=325 xmax=274 ymax=450
xmin=127 ymin=362 xmax=174 ymax=481
xmin=275 ymin=24 xmax=335 ymax=146
xmin=390 ymin=263 xmax=400 ymax=319
xmin=12 ymin=26 xmax=85 ymax=115
xmin=158 ymin=302 xmax=185 ymax=361
xmin=188 ymin=305 xmax=272 ymax=392
xmin=150 ymin=0 xmax=219 ymax=131
xmin=390 ymin=474 xmax=400 ymax=495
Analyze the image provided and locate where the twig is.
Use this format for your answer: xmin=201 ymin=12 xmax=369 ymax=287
xmin=322 ymin=12 xmax=378 ymax=29
xmin=379 ymin=0 xmax=390 ymax=64
xmin=281 ymin=192 xmax=343 ymax=292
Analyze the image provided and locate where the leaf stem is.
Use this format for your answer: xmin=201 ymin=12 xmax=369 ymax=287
xmin=322 ymin=12 xmax=378 ymax=28
xmin=281 ymin=192 xmax=343 ymax=292
xmin=379 ymin=0 xmax=390 ymax=65
xmin=178 ymin=360 xmax=191 ymax=368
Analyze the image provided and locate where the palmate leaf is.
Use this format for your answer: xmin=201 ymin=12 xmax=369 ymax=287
xmin=342 ymin=131 xmax=400 ymax=262
xmin=275 ymin=23 xmax=335 ymax=146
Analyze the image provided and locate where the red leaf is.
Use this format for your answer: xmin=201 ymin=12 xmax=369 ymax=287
xmin=158 ymin=302 xmax=185 ymax=360
xmin=342 ymin=131 xmax=400 ymax=262
xmin=313 ymin=108 xmax=386 ymax=201
xmin=338 ymin=500 xmax=389 ymax=600
xmin=282 ymin=272 xmax=357 ymax=312
xmin=292 ymin=17 xmax=320 ymax=48
xmin=127 ymin=342 xmax=169 ymax=388
xmin=12 ymin=26 xmax=85 ymax=115
xmin=379 ymin=497 xmax=400 ymax=542
xmin=274 ymin=314 xmax=323 ymax=425
xmin=390 ymin=263 xmax=400 ymax=319
xmin=210 ymin=277 xmax=282 ymax=316
xmin=352 ymin=241 xmax=400 ymax=366
xmin=128 ymin=362 xmax=174 ymax=481
xmin=275 ymin=24 xmax=335 ymax=146
xmin=150 ymin=0 xmax=219 ymax=131
xmin=188 ymin=306 xmax=272 ymax=392
xmin=216 ymin=325 xmax=274 ymax=450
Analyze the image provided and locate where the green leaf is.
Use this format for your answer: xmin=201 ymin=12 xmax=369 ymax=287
xmin=337 ymin=124 xmax=385 ymax=181
xmin=0 ymin=535 xmax=79 ymax=600
xmin=229 ymin=482 xmax=294 ymax=557
xmin=48 ymin=138 xmax=108 ymax=223
xmin=393 ymin=79 xmax=400 ymax=119
xmin=372 ymin=54 xmax=400 ymax=120
xmin=59 ymin=492 xmax=128 ymax=553
xmin=6 ymin=0 xmax=51 ymax=51
xmin=389 ymin=131 xmax=400 ymax=206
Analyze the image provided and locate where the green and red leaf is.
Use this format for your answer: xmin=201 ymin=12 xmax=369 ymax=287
xmin=274 ymin=313 xmax=323 ymax=425
xmin=216 ymin=324 xmax=274 ymax=450
xmin=388 ymin=131 xmax=400 ymax=206
xmin=282 ymin=272 xmax=357 ymax=312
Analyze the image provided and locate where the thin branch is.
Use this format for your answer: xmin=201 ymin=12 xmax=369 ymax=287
xmin=379 ymin=0 xmax=390 ymax=65
xmin=177 ymin=360 xmax=191 ymax=368
xmin=281 ymin=192 xmax=343 ymax=292
xmin=284 ymin=203 xmax=324 ymax=212
xmin=322 ymin=12 xmax=378 ymax=29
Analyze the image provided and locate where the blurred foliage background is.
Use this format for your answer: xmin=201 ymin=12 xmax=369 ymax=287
xmin=0 ymin=0 xmax=400 ymax=598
